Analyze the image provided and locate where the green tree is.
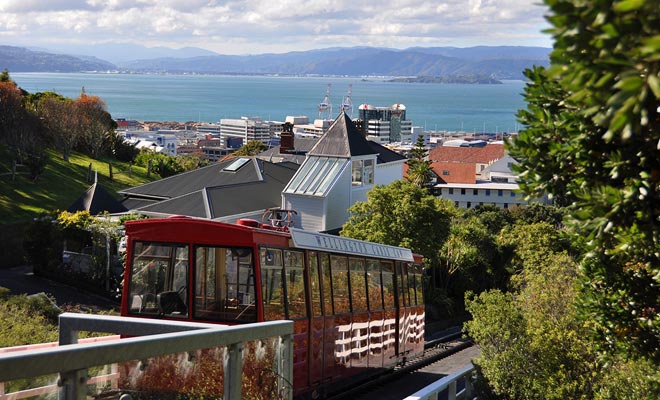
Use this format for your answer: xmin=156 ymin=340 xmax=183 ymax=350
xmin=233 ymin=140 xmax=267 ymax=156
xmin=466 ymin=251 xmax=597 ymax=400
xmin=32 ymin=92 xmax=79 ymax=162
xmin=75 ymin=91 xmax=116 ymax=158
xmin=510 ymin=0 xmax=660 ymax=363
xmin=405 ymin=134 xmax=435 ymax=188
xmin=341 ymin=180 xmax=455 ymax=313
xmin=341 ymin=180 xmax=452 ymax=263
xmin=0 ymin=78 xmax=48 ymax=179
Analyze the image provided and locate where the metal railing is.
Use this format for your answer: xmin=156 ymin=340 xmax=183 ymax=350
xmin=403 ymin=363 xmax=475 ymax=400
xmin=0 ymin=312 xmax=294 ymax=400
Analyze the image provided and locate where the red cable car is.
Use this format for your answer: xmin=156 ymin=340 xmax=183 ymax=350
xmin=120 ymin=213 xmax=424 ymax=399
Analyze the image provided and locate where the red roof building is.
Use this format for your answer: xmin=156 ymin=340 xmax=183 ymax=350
xmin=428 ymin=143 xmax=505 ymax=184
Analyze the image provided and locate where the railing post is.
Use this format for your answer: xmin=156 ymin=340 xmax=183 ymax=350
xmin=224 ymin=342 xmax=244 ymax=400
xmin=464 ymin=371 xmax=474 ymax=399
xmin=58 ymin=314 xmax=79 ymax=346
xmin=448 ymin=380 xmax=457 ymax=400
xmin=58 ymin=370 xmax=88 ymax=400
xmin=278 ymin=334 xmax=294 ymax=400
xmin=58 ymin=314 xmax=86 ymax=400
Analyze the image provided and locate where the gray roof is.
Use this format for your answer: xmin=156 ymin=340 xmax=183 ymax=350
xmin=121 ymin=158 xmax=298 ymax=218
xmin=67 ymin=183 xmax=128 ymax=215
xmin=308 ymin=112 xmax=376 ymax=158
xmin=368 ymin=142 xmax=407 ymax=164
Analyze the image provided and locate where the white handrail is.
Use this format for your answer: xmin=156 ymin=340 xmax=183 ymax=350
xmin=0 ymin=313 xmax=293 ymax=400
xmin=403 ymin=363 xmax=475 ymax=400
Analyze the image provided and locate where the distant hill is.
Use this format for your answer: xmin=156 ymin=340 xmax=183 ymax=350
xmin=0 ymin=45 xmax=117 ymax=72
xmin=34 ymin=43 xmax=219 ymax=64
xmin=0 ymin=44 xmax=550 ymax=78
xmin=119 ymin=46 xmax=550 ymax=79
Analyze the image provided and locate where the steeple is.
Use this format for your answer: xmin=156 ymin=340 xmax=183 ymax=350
xmin=307 ymin=112 xmax=376 ymax=158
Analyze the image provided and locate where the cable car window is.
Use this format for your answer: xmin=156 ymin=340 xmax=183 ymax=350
xmin=406 ymin=263 xmax=416 ymax=305
xmin=366 ymin=259 xmax=383 ymax=311
xmin=415 ymin=265 xmax=424 ymax=306
xmin=193 ymin=246 xmax=256 ymax=323
xmin=320 ymin=253 xmax=333 ymax=315
xmin=309 ymin=252 xmax=323 ymax=316
xmin=128 ymin=242 xmax=189 ymax=318
xmin=260 ymin=248 xmax=285 ymax=321
xmin=397 ymin=263 xmax=409 ymax=307
xmin=381 ymin=261 xmax=395 ymax=309
xmin=349 ymin=258 xmax=368 ymax=312
xmin=408 ymin=264 xmax=422 ymax=306
xmin=284 ymin=250 xmax=306 ymax=319
xmin=330 ymin=255 xmax=350 ymax=314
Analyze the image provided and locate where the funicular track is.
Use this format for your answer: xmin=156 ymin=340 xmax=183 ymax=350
xmin=327 ymin=326 xmax=474 ymax=400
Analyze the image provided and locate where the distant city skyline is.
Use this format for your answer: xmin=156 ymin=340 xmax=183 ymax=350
xmin=0 ymin=0 xmax=552 ymax=56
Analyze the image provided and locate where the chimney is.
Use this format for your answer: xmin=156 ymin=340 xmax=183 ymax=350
xmin=280 ymin=122 xmax=294 ymax=154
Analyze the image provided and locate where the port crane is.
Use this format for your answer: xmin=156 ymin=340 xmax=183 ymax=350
xmin=341 ymin=84 xmax=353 ymax=118
xmin=318 ymin=83 xmax=332 ymax=120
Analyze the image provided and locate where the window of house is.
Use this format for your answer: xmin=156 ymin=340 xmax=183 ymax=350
xmin=461 ymin=188 xmax=466 ymax=195
xmin=352 ymin=160 xmax=363 ymax=186
xmin=364 ymin=159 xmax=374 ymax=184
xmin=498 ymin=190 xmax=503 ymax=196
xmin=443 ymin=170 xmax=450 ymax=176
xmin=467 ymin=201 xmax=472 ymax=208
xmin=473 ymin=189 xmax=478 ymax=195
xmin=352 ymin=159 xmax=374 ymax=186
xmin=448 ymin=188 xmax=454 ymax=195
xmin=510 ymin=191 xmax=516 ymax=197
xmin=486 ymin=189 xmax=491 ymax=196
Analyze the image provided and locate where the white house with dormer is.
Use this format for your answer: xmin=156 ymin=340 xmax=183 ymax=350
xmin=281 ymin=112 xmax=405 ymax=232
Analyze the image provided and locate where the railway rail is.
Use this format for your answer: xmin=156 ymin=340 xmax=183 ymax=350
xmin=328 ymin=327 xmax=474 ymax=400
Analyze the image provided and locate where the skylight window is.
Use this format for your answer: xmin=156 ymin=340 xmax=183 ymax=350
xmin=284 ymin=156 xmax=348 ymax=196
xmin=223 ymin=157 xmax=250 ymax=172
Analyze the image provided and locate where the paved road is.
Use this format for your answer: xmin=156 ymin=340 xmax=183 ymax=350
xmin=0 ymin=265 xmax=119 ymax=312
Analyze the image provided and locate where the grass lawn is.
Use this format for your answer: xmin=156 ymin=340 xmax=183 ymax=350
xmin=0 ymin=146 xmax=156 ymax=224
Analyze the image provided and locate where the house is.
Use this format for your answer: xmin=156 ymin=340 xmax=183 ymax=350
xmin=429 ymin=143 xmax=506 ymax=183
xmin=117 ymin=113 xmax=406 ymax=231
xmin=118 ymin=158 xmax=298 ymax=222
xmin=281 ymin=112 xmax=406 ymax=232
xmin=429 ymin=145 xmax=549 ymax=208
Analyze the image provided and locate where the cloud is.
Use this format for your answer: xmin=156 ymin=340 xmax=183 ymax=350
xmin=0 ymin=0 xmax=552 ymax=54
xmin=0 ymin=0 xmax=95 ymax=13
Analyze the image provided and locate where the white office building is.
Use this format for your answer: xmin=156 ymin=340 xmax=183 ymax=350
xmin=220 ymin=117 xmax=273 ymax=148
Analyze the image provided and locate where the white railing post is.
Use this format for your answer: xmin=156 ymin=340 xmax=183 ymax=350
xmin=278 ymin=334 xmax=294 ymax=400
xmin=58 ymin=370 xmax=87 ymax=400
xmin=58 ymin=314 xmax=85 ymax=400
xmin=448 ymin=380 xmax=457 ymax=400
xmin=224 ymin=342 xmax=244 ymax=400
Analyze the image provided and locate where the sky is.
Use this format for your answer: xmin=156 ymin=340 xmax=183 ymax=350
xmin=0 ymin=0 xmax=553 ymax=55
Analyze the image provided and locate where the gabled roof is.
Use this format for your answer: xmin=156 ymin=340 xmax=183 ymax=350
xmin=67 ymin=183 xmax=127 ymax=215
xmin=119 ymin=157 xmax=266 ymax=200
xmin=126 ymin=160 xmax=298 ymax=219
xmin=307 ymin=112 xmax=376 ymax=158
xmin=429 ymin=143 xmax=505 ymax=164
xmin=261 ymin=137 xmax=404 ymax=165
xmin=368 ymin=142 xmax=406 ymax=164
xmin=430 ymin=162 xmax=478 ymax=184
xmin=484 ymin=154 xmax=517 ymax=174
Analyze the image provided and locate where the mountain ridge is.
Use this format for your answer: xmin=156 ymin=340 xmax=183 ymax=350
xmin=1 ymin=44 xmax=550 ymax=79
